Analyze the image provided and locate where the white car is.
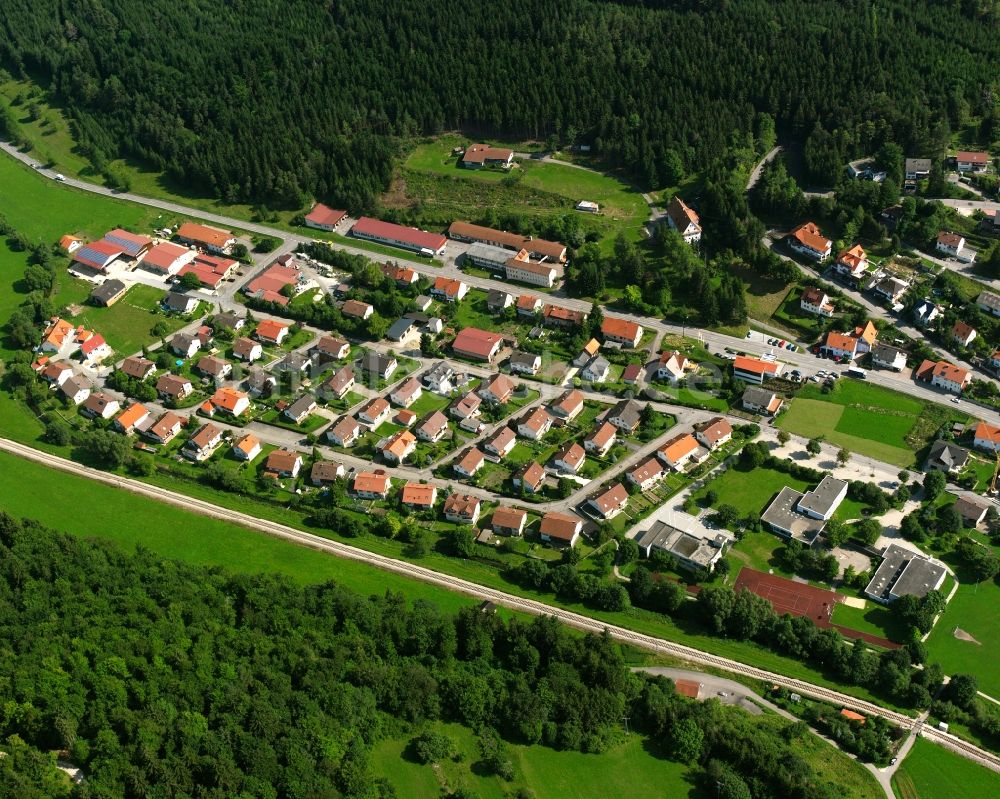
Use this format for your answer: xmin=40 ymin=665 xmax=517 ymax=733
xmin=54 ymin=173 xmax=66 ymax=181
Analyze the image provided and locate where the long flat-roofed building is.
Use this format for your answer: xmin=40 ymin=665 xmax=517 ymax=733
xmin=864 ymin=543 xmax=947 ymax=604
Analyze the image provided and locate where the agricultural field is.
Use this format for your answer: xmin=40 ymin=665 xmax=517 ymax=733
xmin=777 ymin=380 xmax=964 ymax=467
xmin=892 ymin=737 xmax=1000 ymax=799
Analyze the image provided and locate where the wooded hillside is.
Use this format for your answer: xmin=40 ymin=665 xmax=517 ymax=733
xmin=2 ymin=1 xmax=999 ymax=209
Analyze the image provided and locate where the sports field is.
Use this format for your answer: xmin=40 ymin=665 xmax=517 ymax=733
xmin=776 ymin=380 xmax=948 ymax=467
xmin=925 ymin=578 xmax=1000 ymax=697
xmin=892 ymin=737 xmax=1000 ymax=799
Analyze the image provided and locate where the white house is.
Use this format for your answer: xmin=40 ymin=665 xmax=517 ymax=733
xmin=799 ymin=287 xmax=834 ymax=318
xmin=665 ymin=196 xmax=701 ymax=244
xmin=936 ymin=231 xmax=965 ymax=258
xmin=788 ymin=222 xmax=831 ymax=260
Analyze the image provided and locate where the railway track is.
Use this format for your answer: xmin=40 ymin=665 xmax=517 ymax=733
xmin=5 ymin=436 xmax=1000 ymax=773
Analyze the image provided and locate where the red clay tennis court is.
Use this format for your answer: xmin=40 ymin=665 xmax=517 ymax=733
xmin=734 ymin=568 xmax=842 ymax=625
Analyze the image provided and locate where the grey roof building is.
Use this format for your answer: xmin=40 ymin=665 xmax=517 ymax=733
xmin=387 ymin=317 xmax=418 ymax=342
xmin=90 ymin=279 xmax=128 ymax=306
xmin=635 ymin=515 xmax=731 ymax=572
xmin=925 ymin=439 xmax=970 ymax=474
xmin=865 ymin=543 xmax=947 ymax=604
xmin=761 ymin=486 xmax=826 ymax=543
xmin=796 ymin=475 xmax=848 ymax=521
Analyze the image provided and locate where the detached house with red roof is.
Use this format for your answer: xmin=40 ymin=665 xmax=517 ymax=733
xmin=788 ymin=222 xmax=832 ymax=261
xmin=915 ymin=359 xmax=972 ymax=393
xmin=444 ymin=494 xmax=483 ymax=525
xmin=732 ymin=356 xmax=781 ymax=385
xmin=327 ymin=416 xmax=362 ymax=447
xmin=379 ymin=430 xmax=417 ymax=464
xmin=657 ymin=433 xmax=702 ymax=471
xmin=401 ymin=482 xmax=438 ymax=510
xmin=205 ymin=387 xmax=251 ymax=418
xmin=952 ymin=321 xmax=978 ymax=348
xmin=693 ymin=417 xmax=732 ymax=451
xmin=538 ymin=512 xmax=583 ymax=547
xmin=835 ymin=244 xmax=868 ymax=280
xmin=936 ymin=231 xmax=966 ymax=259
xmin=517 ymin=407 xmax=552 ymax=441
xmin=665 ymin=196 xmax=702 ymax=244
xmin=461 ymin=144 xmax=514 ymax=169
xmin=453 ymin=447 xmax=486 ymax=478
xmin=452 ymin=327 xmax=504 ymax=362
xmin=304 ymin=203 xmax=347 ymax=231
xmin=147 ymin=411 xmax=184 ymax=445
xmin=483 ymin=426 xmax=516 ymax=459
xmin=973 ymin=421 xmax=1000 ymax=453
xmin=601 ymin=317 xmax=643 ymax=348
xmin=492 ymin=507 xmax=528 ymax=537
xmin=587 ymin=484 xmax=629 ymax=520
xmin=550 ymin=389 xmax=584 ymax=421
xmin=584 ymin=422 xmax=617 ymax=457
xmin=955 ymin=151 xmax=989 ymax=173
xmin=79 ymin=333 xmax=111 ymax=364
xmin=512 ymin=461 xmax=545 ymax=493
xmin=800 ymin=287 xmax=835 ymax=318
xmin=431 ymin=276 xmax=469 ymax=303
xmin=265 ymin=450 xmax=303 ymax=479
xmin=353 ymin=470 xmax=392 ymax=499
xmin=254 ymin=319 xmax=289 ymax=346
xmin=627 ymin=458 xmax=666 ymax=491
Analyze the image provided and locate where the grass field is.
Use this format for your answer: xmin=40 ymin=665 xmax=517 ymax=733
xmin=776 ymin=380 xmax=952 ymax=467
xmin=695 ymin=464 xmax=809 ymax=517
xmin=925 ymin=577 xmax=1000 ymax=697
xmin=0 ymin=449 xmax=478 ymax=612
xmin=67 ymin=283 xmax=190 ymax=356
xmin=892 ymin=737 xmax=1000 ymax=799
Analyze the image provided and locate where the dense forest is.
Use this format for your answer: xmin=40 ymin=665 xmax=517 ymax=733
xmin=3 ymin=1 xmax=1000 ymax=209
xmin=0 ymin=511 xmax=883 ymax=798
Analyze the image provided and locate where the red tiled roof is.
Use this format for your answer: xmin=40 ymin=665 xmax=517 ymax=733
xmin=402 ymin=482 xmax=437 ymax=506
xmin=790 ymin=221 xmax=831 ymax=253
xmin=176 ymin=222 xmax=233 ymax=248
xmin=601 ymin=316 xmax=642 ymax=343
xmin=352 ymin=217 xmax=447 ymax=251
xmin=305 ymin=203 xmax=346 ymax=227
xmin=733 ymin=356 xmax=778 ymax=375
xmin=453 ymin=327 xmax=504 ymax=359
xmin=539 ymin=512 xmax=582 ymax=541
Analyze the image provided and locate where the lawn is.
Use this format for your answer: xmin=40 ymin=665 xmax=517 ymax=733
xmin=778 ymin=399 xmax=916 ymax=467
xmin=0 ymin=449 xmax=479 ymax=612
xmin=67 ymin=283 xmax=190 ymax=356
xmin=0 ymin=148 xmax=160 ymax=245
xmin=924 ymin=577 xmax=1000 ymax=697
xmin=0 ymin=243 xmax=32 ymax=359
xmin=695 ymin=464 xmax=809 ymax=517
xmin=830 ymin=600 xmax=909 ymax=644
xmin=892 ymin=737 xmax=1000 ymax=799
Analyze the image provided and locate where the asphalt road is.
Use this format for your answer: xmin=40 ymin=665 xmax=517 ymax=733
xmin=2 ymin=435 xmax=996 ymax=775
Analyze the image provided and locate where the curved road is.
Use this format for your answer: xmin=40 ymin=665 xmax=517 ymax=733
xmin=2 ymin=436 xmax=998 ymax=775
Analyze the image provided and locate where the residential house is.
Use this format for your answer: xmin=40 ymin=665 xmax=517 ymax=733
xmin=973 ymin=421 xmax=1000 ymax=453
xmin=601 ymin=317 xmax=643 ymax=348
xmin=936 ymin=231 xmax=966 ymax=258
xmin=446 ymin=391 xmax=479 ymax=421
xmin=693 ymin=417 xmax=732 ymax=451
xmin=453 ymin=447 xmax=486 ymax=477
xmin=387 ymin=317 xmax=418 ymax=344
xmin=517 ymin=407 xmax=552 ymax=440
xmin=90 ymin=279 xmax=128 ymax=307
xmin=487 ymin=289 xmax=514 ymax=312
xmin=979 ymin=291 xmax=1000 ymax=319
xmin=59 ymin=376 xmax=91 ymax=405
xmin=622 ymin=363 xmax=642 ymax=385
xmin=956 ymin=496 xmax=989 ymax=528
xmin=955 ymin=151 xmax=989 ymax=172
xmin=381 ymin=262 xmax=418 ymax=287
xmin=284 ymin=395 xmax=318 ymax=424
xmin=210 ymin=310 xmax=246 ymax=332
xmin=587 ymin=484 xmax=629 ymax=520
xmin=503 ymin=257 xmax=560 ymax=289
xmin=452 ymin=327 xmax=505 ymax=362
xmin=244 ymin=370 xmax=277 ymax=397
xmin=205 ymin=387 xmax=251 ymax=418
xmin=872 ymin=275 xmax=909 ymax=303
xmin=253 ymin=319 xmax=289 ymax=347
xmin=401 ymin=482 xmax=438 ymax=510
xmin=423 ymin=361 xmax=456 ymax=394
xmin=353 ymin=470 xmax=392 ymax=499
xmin=916 ymin=359 xmax=972 ymax=393
xmin=461 ymin=143 xmax=514 ymax=169
xmin=542 ymin=305 xmax=586 ymax=329
xmin=358 ymin=397 xmax=391 ymax=426
xmin=395 ymin=409 xmax=417 ymax=427
xmin=310 ymin=460 xmax=346 ymax=486
xmin=512 ymin=461 xmax=546 ymax=494
xmin=953 ymin=321 xmax=978 ymax=348
xmin=627 ymin=457 xmax=666 ymax=491
xmin=265 ymin=450 xmax=303 ymax=479
xmin=163 ymin=292 xmax=199 ymax=315
xmin=444 ymin=494 xmax=482 ymax=525
xmin=321 ymin=366 xmax=356 ymax=401
xmin=196 ymin=355 xmax=232 ymax=381
xmin=114 ymin=403 xmax=150 ymax=434
xmin=81 ymin=392 xmax=120 ymax=420
xmin=77 ymin=332 xmax=111 ymax=364
xmin=788 ymin=222 xmax=832 ymax=260
xmin=272 ymin=352 xmax=310 ymax=376
xmin=914 ymin=299 xmax=942 ymax=327
xmin=991 ymin=349 xmax=1000 ymax=371
xmin=925 ymin=439 xmax=970 ymax=475
xmin=342 ymin=299 xmax=374 ymax=320
xmin=41 ymin=360 xmax=73 ymax=387
xmin=584 ymin=422 xmax=617 ymax=457
xmin=156 ymin=374 xmax=193 ymax=401
xmin=800 ymin=286 xmax=835 ymax=317
xmin=552 ymin=442 xmax=585 ymax=474
xmin=312 ymin=336 xmax=351 ymax=363
xmin=835 ymin=245 xmax=869 ymax=279
xmin=550 ymin=389 xmax=584 ymax=421
xmin=39 ymin=317 xmax=74 ymax=353
xmin=538 ymin=512 xmax=583 ymax=547
xmin=478 ymin=374 xmax=516 ymax=405
xmin=509 ymin=350 xmax=541 ymax=375
xmin=516 ymin=295 xmax=543 ymax=318
xmin=146 ymin=411 xmax=184 ymax=444
xmin=732 ymin=356 xmax=781 ymax=385
xmin=870 ymin=342 xmax=907 ymax=371
xmin=492 ymin=507 xmax=528 ymax=537
xmin=232 ymin=433 xmax=261 ymax=461
xmin=327 ymin=416 xmax=362 ymax=447
xmin=430 ymin=276 xmax=469 ymax=303
xmin=657 ymin=350 xmax=690 ymax=383
xmin=183 ymin=423 xmax=223 ymax=461
xmin=120 ymin=356 xmax=155 ymax=381
xmin=390 ymin=377 xmax=423 ymax=408
xmin=379 ymin=430 xmax=417 ymax=464
xmin=665 ymin=196 xmax=702 ymax=244
xmin=657 ymin=433 xmax=701 ymax=471
xmin=416 ymin=410 xmax=450 ymax=443
xmin=821 ymin=331 xmax=861 ymax=361
xmin=607 ymin=399 xmax=643 ymax=433
xmin=741 ymin=386 xmax=783 ymax=416
xmin=170 ymin=333 xmax=200 ymax=359
xmin=905 ymin=158 xmax=932 ymax=181
xmin=581 ymin=355 xmax=611 ymax=383
xmin=360 ymin=351 xmax=398 ymax=381
xmin=232 ymin=337 xmax=264 ymax=362
xmin=483 ymin=426 xmax=516 ymax=459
